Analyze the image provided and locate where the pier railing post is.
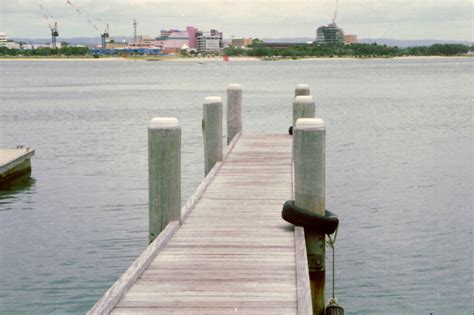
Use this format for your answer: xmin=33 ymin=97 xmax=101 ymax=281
xmin=293 ymin=118 xmax=326 ymax=315
xmin=148 ymin=117 xmax=181 ymax=243
xmin=293 ymin=95 xmax=316 ymax=130
xmin=202 ymin=96 xmax=223 ymax=176
xmin=295 ymin=83 xmax=310 ymax=97
xmin=226 ymin=84 xmax=242 ymax=145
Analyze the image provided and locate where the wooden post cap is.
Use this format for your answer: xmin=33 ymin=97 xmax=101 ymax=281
xmin=295 ymin=118 xmax=325 ymax=130
xmin=228 ymin=84 xmax=242 ymax=90
xmin=149 ymin=117 xmax=180 ymax=129
xmin=204 ymin=96 xmax=222 ymax=104
xmin=295 ymin=84 xmax=311 ymax=97
xmin=296 ymin=84 xmax=309 ymax=89
xmin=294 ymin=95 xmax=315 ymax=105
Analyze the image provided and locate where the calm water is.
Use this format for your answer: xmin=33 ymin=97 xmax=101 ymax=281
xmin=0 ymin=58 xmax=472 ymax=314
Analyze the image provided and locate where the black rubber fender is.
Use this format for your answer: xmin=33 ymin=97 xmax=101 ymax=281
xmin=288 ymin=126 xmax=293 ymax=135
xmin=282 ymin=200 xmax=339 ymax=234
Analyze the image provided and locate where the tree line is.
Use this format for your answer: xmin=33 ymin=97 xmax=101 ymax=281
xmin=225 ymin=42 xmax=473 ymax=58
xmin=0 ymin=42 xmax=471 ymax=58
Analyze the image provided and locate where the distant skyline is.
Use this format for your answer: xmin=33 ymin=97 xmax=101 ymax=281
xmin=1 ymin=0 xmax=473 ymax=41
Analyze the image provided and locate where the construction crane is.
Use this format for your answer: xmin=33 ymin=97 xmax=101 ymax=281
xmin=38 ymin=1 xmax=59 ymax=48
xmin=51 ymin=22 xmax=59 ymax=49
xmin=66 ymin=0 xmax=99 ymax=30
xmin=332 ymin=0 xmax=339 ymax=25
xmin=133 ymin=19 xmax=137 ymax=44
xmin=65 ymin=0 xmax=108 ymax=47
xmin=101 ymin=24 xmax=109 ymax=49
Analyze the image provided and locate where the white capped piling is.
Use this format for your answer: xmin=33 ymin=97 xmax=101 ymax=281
xmin=202 ymin=96 xmax=223 ymax=176
xmin=226 ymin=84 xmax=242 ymax=144
xmin=148 ymin=117 xmax=181 ymax=243
xmin=293 ymin=95 xmax=316 ymax=129
xmin=293 ymin=118 xmax=326 ymax=315
xmin=295 ymin=84 xmax=310 ymax=97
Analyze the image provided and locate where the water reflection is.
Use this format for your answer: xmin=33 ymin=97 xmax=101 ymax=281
xmin=0 ymin=174 xmax=36 ymax=203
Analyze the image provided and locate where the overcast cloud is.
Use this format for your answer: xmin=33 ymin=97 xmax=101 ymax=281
xmin=0 ymin=0 xmax=472 ymax=40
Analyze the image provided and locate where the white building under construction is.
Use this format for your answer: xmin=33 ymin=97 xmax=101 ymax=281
xmin=315 ymin=0 xmax=357 ymax=44
xmin=316 ymin=23 xmax=344 ymax=44
xmin=0 ymin=33 xmax=7 ymax=47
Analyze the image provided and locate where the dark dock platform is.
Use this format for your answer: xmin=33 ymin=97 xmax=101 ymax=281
xmin=0 ymin=147 xmax=35 ymax=184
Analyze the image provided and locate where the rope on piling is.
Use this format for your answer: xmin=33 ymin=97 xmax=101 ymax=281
xmin=281 ymin=199 xmax=345 ymax=314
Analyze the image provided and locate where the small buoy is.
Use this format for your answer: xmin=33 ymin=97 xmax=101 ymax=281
xmin=326 ymin=298 xmax=344 ymax=315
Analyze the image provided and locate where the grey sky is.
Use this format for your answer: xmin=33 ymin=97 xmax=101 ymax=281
xmin=1 ymin=0 xmax=472 ymax=40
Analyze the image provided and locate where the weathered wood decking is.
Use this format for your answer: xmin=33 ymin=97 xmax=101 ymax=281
xmin=90 ymin=134 xmax=311 ymax=314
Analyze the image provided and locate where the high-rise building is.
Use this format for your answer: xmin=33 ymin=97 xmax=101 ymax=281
xmin=196 ymin=29 xmax=223 ymax=53
xmin=210 ymin=29 xmax=223 ymax=50
xmin=316 ymin=23 xmax=344 ymax=44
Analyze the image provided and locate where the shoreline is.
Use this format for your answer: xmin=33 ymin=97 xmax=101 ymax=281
xmin=0 ymin=55 xmax=471 ymax=62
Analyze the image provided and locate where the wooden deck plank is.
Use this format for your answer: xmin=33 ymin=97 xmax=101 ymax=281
xmin=127 ymin=281 xmax=296 ymax=292
xmin=121 ymin=293 xmax=297 ymax=302
xmin=151 ymin=255 xmax=295 ymax=263
xmin=147 ymin=261 xmax=295 ymax=269
xmin=112 ymin=307 xmax=296 ymax=315
xmin=116 ymin=301 xmax=296 ymax=308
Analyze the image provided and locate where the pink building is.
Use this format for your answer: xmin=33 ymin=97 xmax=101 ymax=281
xmin=186 ymin=26 xmax=198 ymax=49
xmin=155 ymin=26 xmax=200 ymax=50
xmin=153 ymin=30 xmax=187 ymax=51
xmin=155 ymin=26 xmax=222 ymax=53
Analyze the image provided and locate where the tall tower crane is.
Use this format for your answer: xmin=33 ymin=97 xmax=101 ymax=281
xmin=39 ymin=1 xmax=59 ymax=48
xmin=101 ymin=24 xmax=109 ymax=49
xmin=332 ymin=0 xmax=339 ymax=25
xmin=51 ymin=21 xmax=59 ymax=49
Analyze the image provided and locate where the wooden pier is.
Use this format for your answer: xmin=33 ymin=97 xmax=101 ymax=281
xmin=0 ymin=147 xmax=35 ymax=184
xmin=90 ymin=133 xmax=312 ymax=314
xmin=90 ymin=84 xmax=334 ymax=315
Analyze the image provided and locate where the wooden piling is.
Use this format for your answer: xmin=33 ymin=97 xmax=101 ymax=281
xmin=148 ymin=117 xmax=181 ymax=243
xmin=293 ymin=95 xmax=316 ymax=129
xmin=295 ymin=84 xmax=310 ymax=97
xmin=226 ymin=84 xmax=242 ymax=144
xmin=293 ymin=118 xmax=326 ymax=315
xmin=202 ymin=96 xmax=223 ymax=176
